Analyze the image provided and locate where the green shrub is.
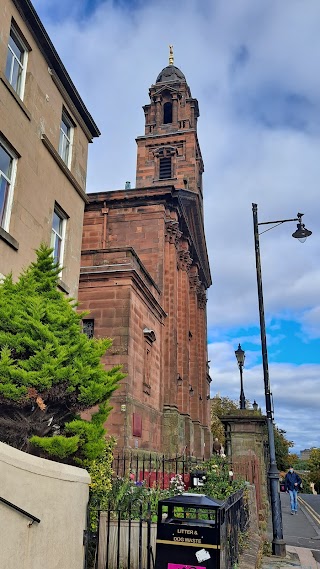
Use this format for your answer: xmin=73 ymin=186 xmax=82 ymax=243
xmin=192 ymin=455 xmax=246 ymax=500
xmin=0 ymin=244 xmax=125 ymax=463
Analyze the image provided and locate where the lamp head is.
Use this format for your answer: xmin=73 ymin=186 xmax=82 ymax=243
xmin=292 ymin=213 xmax=312 ymax=243
xmin=235 ymin=343 xmax=245 ymax=367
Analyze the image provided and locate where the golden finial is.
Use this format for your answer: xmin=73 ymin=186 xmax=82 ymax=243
xmin=169 ymin=45 xmax=174 ymax=65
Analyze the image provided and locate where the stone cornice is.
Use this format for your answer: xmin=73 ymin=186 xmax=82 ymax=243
xmin=79 ymin=266 xmax=167 ymax=321
xmin=220 ymin=415 xmax=267 ymax=425
xmin=81 ymin=247 xmax=161 ymax=294
xmin=85 ymin=185 xmax=211 ymax=289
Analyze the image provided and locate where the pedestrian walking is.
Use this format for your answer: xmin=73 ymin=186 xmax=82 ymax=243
xmin=285 ymin=466 xmax=302 ymax=514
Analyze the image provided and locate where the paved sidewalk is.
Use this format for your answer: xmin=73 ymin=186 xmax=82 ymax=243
xmin=261 ymin=494 xmax=320 ymax=569
xmin=240 ymin=492 xmax=320 ymax=569
xmin=280 ymin=494 xmax=320 ymax=549
xmin=262 ymin=546 xmax=319 ymax=569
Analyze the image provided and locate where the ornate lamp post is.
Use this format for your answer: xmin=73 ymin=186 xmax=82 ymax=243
xmin=235 ymin=343 xmax=246 ymax=410
xmin=252 ymin=203 xmax=312 ymax=557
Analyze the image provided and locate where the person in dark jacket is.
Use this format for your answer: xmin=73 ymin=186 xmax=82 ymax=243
xmin=285 ymin=466 xmax=302 ymax=514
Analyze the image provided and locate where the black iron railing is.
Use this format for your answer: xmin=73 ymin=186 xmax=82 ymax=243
xmin=221 ymin=489 xmax=249 ymax=569
xmin=86 ymin=488 xmax=249 ymax=569
xmin=0 ymin=496 xmax=40 ymax=525
xmin=111 ymin=452 xmax=200 ymax=489
xmin=88 ymin=502 xmax=156 ymax=569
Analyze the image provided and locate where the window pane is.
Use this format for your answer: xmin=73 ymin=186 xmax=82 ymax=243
xmin=163 ymin=102 xmax=173 ymax=124
xmin=59 ymin=132 xmax=70 ymax=164
xmin=0 ymin=146 xmax=12 ymax=178
xmin=58 ymin=133 xmax=64 ymax=158
xmin=5 ymin=50 xmax=13 ymax=82
xmin=53 ymin=234 xmax=62 ymax=265
xmin=83 ymin=319 xmax=94 ymax=339
xmin=0 ymin=175 xmax=10 ymax=227
xmin=59 ymin=113 xmax=72 ymax=165
xmin=9 ymin=34 xmax=23 ymax=62
xmin=52 ymin=211 xmax=63 ymax=236
xmin=11 ymin=60 xmax=22 ymax=93
xmin=61 ymin=119 xmax=70 ymax=136
xmin=63 ymin=138 xmax=70 ymax=163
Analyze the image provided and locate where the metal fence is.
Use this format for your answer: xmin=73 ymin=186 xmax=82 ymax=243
xmin=111 ymin=452 xmax=198 ymax=489
xmin=84 ymin=453 xmax=258 ymax=569
xmin=221 ymin=489 xmax=250 ymax=569
xmin=85 ymin=488 xmax=249 ymax=569
xmin=95 ymin=502 xmax=156 ymax=569
xmin=111 ymin=451 xmax=263 ymax=508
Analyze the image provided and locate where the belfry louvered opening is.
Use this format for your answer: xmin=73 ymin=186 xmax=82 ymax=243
xmin=159 ymin=156 xmax=172 ymax=179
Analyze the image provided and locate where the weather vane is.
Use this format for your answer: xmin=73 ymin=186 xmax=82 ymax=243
xmin=169 ymin=45 xmax=174 ymax=65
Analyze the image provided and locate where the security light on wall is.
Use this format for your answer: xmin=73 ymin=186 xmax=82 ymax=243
xmin=143 ymin=328 xmax=156 ymax=343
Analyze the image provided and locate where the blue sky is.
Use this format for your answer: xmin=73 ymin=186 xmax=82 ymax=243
xmin=32 ymin=0 xmax=320 ymax=453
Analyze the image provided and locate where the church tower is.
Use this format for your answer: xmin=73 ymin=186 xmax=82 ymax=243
xmin=79 ymin=51 xmax=212 ymax=458
xmin=136 ymin=47 xmax=204 ymax=202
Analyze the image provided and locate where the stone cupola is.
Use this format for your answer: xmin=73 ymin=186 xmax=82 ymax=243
xmin=135 ymin=47 xmax=204 ymax=203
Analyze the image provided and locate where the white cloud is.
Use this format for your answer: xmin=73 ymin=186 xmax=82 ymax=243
xmin=208 ymin=341 xmax=320 ymax=453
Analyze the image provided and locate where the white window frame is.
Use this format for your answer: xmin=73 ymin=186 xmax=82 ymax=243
xmin=0 ymin=139 xmax=17 ymax=232
xmin=51 ymin=205 xmax=67 ymax=271
xmin=5 ymin=25 xmax=28 ymax=100
xmin=58 ymin=110 xmax=74 ymax=168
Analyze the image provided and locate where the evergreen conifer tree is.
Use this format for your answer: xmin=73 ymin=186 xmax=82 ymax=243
xmin=0 ymin=244 xmax=124 ymax=463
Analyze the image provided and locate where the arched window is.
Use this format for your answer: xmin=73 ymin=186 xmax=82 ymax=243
xmin=163 ymin=102 xmax=172 ymax=124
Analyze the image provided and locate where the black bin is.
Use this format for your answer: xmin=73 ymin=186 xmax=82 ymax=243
xmin=190 ymin=470 xmax=206 ymax=489
xmin=155 ymin=493 xmax=224 ymax=569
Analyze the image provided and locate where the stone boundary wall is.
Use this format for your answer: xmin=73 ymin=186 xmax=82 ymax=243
xmin=0 ymin=441 xmax=90 ymax=569
xmin=239 ymin=484 xmax=262 ymax=569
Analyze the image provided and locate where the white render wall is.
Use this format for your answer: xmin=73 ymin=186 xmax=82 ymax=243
xmin=0 ymin=441 xmax=90 ymax=569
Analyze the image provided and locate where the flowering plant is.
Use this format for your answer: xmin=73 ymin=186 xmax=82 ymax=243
xmin=169 ymin=473 xmax=186 ymax=494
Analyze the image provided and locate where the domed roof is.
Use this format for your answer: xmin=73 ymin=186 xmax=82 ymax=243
xmin=156 ymin=65 xmax=186 ymax=84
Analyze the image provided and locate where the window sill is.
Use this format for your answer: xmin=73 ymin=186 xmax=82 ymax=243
xmin=58 ymin=279 xmax=70 ymax=294
xmin=0 ymin=227 xmax=19 ymax=250
xmin=0 ymin=74 xmax=31 ymax=121
xmin=41 ymin=134 xmax=89 ymax=204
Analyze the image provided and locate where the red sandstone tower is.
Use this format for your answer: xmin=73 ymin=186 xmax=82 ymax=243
xmin=79 ymin=50 xmax=212 ymax=458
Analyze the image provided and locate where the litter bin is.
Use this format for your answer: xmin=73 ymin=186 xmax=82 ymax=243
xmin=155 ymin=493 xmax=224 ymax=569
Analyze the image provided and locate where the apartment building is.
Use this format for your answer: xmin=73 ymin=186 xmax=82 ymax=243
xmin=0 ymin=0 xmax=100 ymax=296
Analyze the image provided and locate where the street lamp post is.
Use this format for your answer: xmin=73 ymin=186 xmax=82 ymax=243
xmin=252 ymin=203 xmax=312 ymax=557
xmin=235 ymin=343 xmax=246 ymax=409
